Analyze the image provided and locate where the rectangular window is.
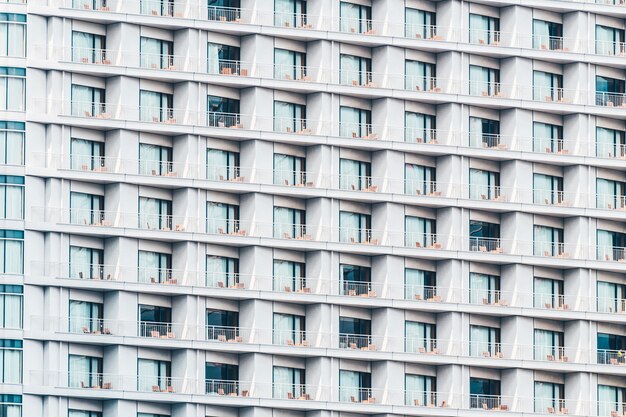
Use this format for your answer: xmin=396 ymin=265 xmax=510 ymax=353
xmin=69 ymin=411 xmax=102 ymax=417
xmin=138 ymin=196 xmax=172 ymax=230
xmin=205 ymin=362 xmax=238 ymax=394
xmin=68 ymin=354 xmax=103 ymax=388
xmin=405 ymin=8 xmax=436 ymax=39
xmin=139 ymin=90 xmax=174 ymax=122
xmin=339 ymin=370 xmax=371 ymax=402
xmin=71 ymin=31 xmax=106 ymax=64
xmin=0 ymin=176 xmax=22 ymax=220
xmin=534 ymin=381 xmax=564 ymax=413
xmin=207 ymin=0 xmax=241 ymax=21
xmin=598 ymin=385 xmax=626 ymax=417
xmin=273 ymin=100 xmax=306 ymax=133
xmin=597 ymin=127 xmax=625 ymax=159
xmin=70 ymin=191 xmax=104 ymax=226
xmin=273 ymin=153 xmax=305 ymax=186
xmin=533 ymin=277 xmax=564 ymax=309
xmin=272 ymin=313 xmax=305 ymax=345
xmin=469 ymin=325 xmax=501 ymax=357
xmin=0 ymin=230 xmax=22 ymax=274
xmin=405 ymin=111 xmax=436 ymax=143
xmin=533 ymin=225 xmax=564 ymax=256
xmin=339 ymin=106 xmax=371 ymax=138
xmin=273 ymin=259 xmax=305 ymax=292
xmin=274 ymin=48 xmax=306 ymax=80
xmin=137 ymin=359 xmax=171 ymax=392
xmin=339 ymin=158 xmax=371 ymax=191
xmin=596 ymin=75 xmax=625 ymax=107
xmin=0 ymin=339 xmax=21 ymax=383
xmin=534 ymin=329 xmax=565 ymax=360
xmin=469 ymin=65 xmax=500 ymax=97
xmin=340 ymin=54 xmax=371 ymax=86
xmin=207 ymin=95 xmax=241 ymax=127
xmin=339 ymin=264 xmax=371 ymax=296
xmin=69 ymin=246 xmax=104 ymax=280
xmin=207 ymin=148 xmax=239 ymax=181
xmin=405 ymin=374 xmax=436 ymax=406
xmin=405 ymin=321 xmax=436 ymax=353
xmin=533 ymin=19 xmax=563 ymax=50
xmin=340 ymin=2 xmax=371 ymax=34
xmin=339 ymin=211 xmax=371 ymax=244
xmin=0 ymin=395 xmax=21 ymax=417
xmin=138 ymin=143 xmax=172 ymax=176
xmin=533 ymin=71 xmax=563 ymax=102
xmin=0 ymin=122 xmax=24 ymax=166
xmin=140 ymin=37 xmax=174 ymax=70
xmin=0 ymin=14 xmax=26 ymax=58
xmin=206 ymin=255 xmax=239 ymax=288
xmin=597 ymin=230 xmax=626 ymax=262
xmin=596 ymin=25 xmax=625 ymax=56
xmin=0 ymin=285 xmax=22 ymax=329
xmin=272 ymin=366 xmax=305 ymax=399
xmin=274 ymin=0 xmax=307 ymax=28
xmin=597 ymin=333 xmax=626 ymax=364
xmin=597 ymin=178 xmax=626 ymax=210
xmin=533 ymin=174 xmax=563 ymax=205
xmin=339 ymin=316 xmax=371 ymax=349
xmin=138 ymin=250 xmax=171 ymax=284
xmin=533 ymin=122 xmax=563 ymax=154
xmin=469 ymin=14 xmax=499 ymax=45
xmin=273 ymin=206 xmax=305 ymax=239
xmin=0 ymin=67 xmax=25 ymax=112
xmin=68 ymin=299 xmax=103 ymax=334
xmin=406 ymin=60 xmax=436 ymax=91
xmin=597 ymin=281 xmax=626 ymax=313
xmin=208 ymin=42 xmax=241 ymax=75
xmin=469 ymin=273 xmax=500 ymax=305
xmin=206 ymin=309 xmax=239 ymax=341
xmin=470 ymin=377 xmax=501 ymax=409
xmin=206 ymin=202 xmax=239 ymax=234
xmin=140 ymin=0 xmax=174 ymax=16
xmin=71 ymin=84 xmax=104 ymax=117
xmin=138 ymin=304 xmax=172 ymax=337
xmin=405 ymin=163 xmax=436 ymax=196
xmin=469 ymin=116 xmax=500 ymax=148
xmin=70 ymin=137 xmax=105 ymax=171
xmin=469 ymin=169 xmax=500 ymax=200
xmin=405 ymin=268 xmax=436 ymax=300
xmin=405 ymin=216 xmax=436 ymax=248
xmin=469 ymin=220 xmax=501 ymax=252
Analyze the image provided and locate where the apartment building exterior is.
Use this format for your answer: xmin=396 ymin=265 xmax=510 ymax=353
xmin=1 ymin=0 xmax=626 ymax=416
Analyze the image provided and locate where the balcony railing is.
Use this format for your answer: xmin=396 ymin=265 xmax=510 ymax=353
xmin=597 ymin=349 xmax=626 ymax=365
xmin=469 ymin=394 xmax=512 ymax=411
xmin=533 ymin=293 xmax=570 ymax=310
xmin=469 ymin=237 xmax=503 ymax=254
xmin=597 ymin=245 xmax=626 ymax=262
xmin=533 ymin=85 xmax=571 ymax=103
xmin=469 ymin=289 xmax=509 ymax=307
xmin=405 ymin=284 xmax=439 ymax=302
xmin=338 ymin=333 xmax=379 ymax=351
xmin=597 ymin=296 xmax=626 ymax=314
xmin=339 ymin=280 xmax=379 ymax=298
xmin=405 ymin=337 xmax=442 ymax=355
xmin=338 ymin=386 xmax=378 ymax=404
xmin=208 ymin=59 xmax=251 ymax=76
xmin=534 ymin=189 xmax=571 ymax=207
xmin=596 ymin=91 xmax=626 ymax=108
xmin=596 ymin=194 xmax=626 ymax=210
xmin=468 ymin=29 xmax=501 ymax=46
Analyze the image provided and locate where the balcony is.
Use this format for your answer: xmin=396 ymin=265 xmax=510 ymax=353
xmin=596 ymin=91 xmax=626 ymax=108
xmin=272 ymin=329 xmax=311 ymax=347
xmin=468 ymin=341 xmax=506 ymax=359
xmin=534 ymin=242 xmax=571 ymax=259
xmin=468 ymin=29 xmax=501 ymax=46
xmin=338 ymin=386 xmax=379 ymax=404
xmin=405 ymin=391 xmax=448 ymax=407
xmin=339 ymin=69 xmax=376 ymax=88
xmin=533 ymin=293 xmax=571 ymax=311
xmin=338 ymin=121 xmax=377 ymax=140
xmin=338 ymin=333 xmax=379 ymax=351
xmin=469 ymin=184 xmax=505 ymax=201
xmin=533 ymin=85 xmax=572 ymax=104
xmin=597 ymin=349 xmax=626 ymax=366
xmin=272 ymin=383 xmax=318 ymax=401
xmin=339 ymin=227 xmax=380 ymax=246
xmin=138 ymin=321 xmax=180 ymax=339
xmin=533 ymin=189 xmax=573 ymax=207
xmin=595 ymin=39 xmax=626 ymax=56
xmin=469 ymin=288 xmax=509 ymax=307
xmin=597 ymin=194 xmax=626 ymax=210
xmin=468 ymin=80 xmax=505 ymax=98
xmin=208 ymin=59 xmax=251 ymax=77
xmin=469 ymin=394 xmax=513 ymax=412
xmin=405 ymin=232 xmax=441 ymax=250
xmin=206 ymin=379 xmax=249 ymax=396
xmin=597 ymin=245 xmax=626 ymax=262
xmin=469 ymin=237 xmax=503 ymax=254
xmin=597 ymin=296 xmax=626 ymax=314
xmin=339 ymin=280 xmax=379 ymax=298
xmin=405 ymin=337 xmax=443 ymax=355
xmin=405 ymin=284 xmax=440 ymax=302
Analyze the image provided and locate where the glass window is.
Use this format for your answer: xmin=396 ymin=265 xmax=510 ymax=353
xmin=206 ymin=202 xmax=239 ymax=234
xmin=0 ymin=122 xmax=24 ymax=166
xmin=137 ymin=359 xmax=171 ymax=392
xmin=140 ymin=37 xmax=173 ymax=70
xmin=69 ymin=191 xmax=104 ymax=226
xmin=273 ymin=206 xmax=305 ymax=239
xmin=597 ymin=230 xmax=626 ymax=261
xmin=469 ymin=116 xmax=500 ymax=148
xmin=469 ymin=273 xmax=500 ymax=305
xmin=273 ymin=100 xmax=306 ymax=133
xmin=205 ymin=362 xmax=238 ymax=394
xmin=405 ymin=216 xmax=436 ymax=247
xmin=405 ymin=321 xmax=436 ymax=353
xmin=140 ymin=0 xmax=174 ymax=16
xmin=339 ymin=158 xmax=370 ymax=191
xmin=138 ymin=305 xmax=172 ymax=337
xmin=405 ymin=60 xmax=435 ymax=91
xmin=0 ymin=230 xmax=23 ymax=274
xmin=273 ymin=48 xmax=306 ymax=80
xmin=208 ymin=43 xmax=240 ymax=75
xmin=207 ymin=148 xmax=239 ymax=181
xmin=274 ymin=0 xmax=307 ymax=28
xmin=469 ymin=65 xmax=500 ymax=97
xmin=597 ymin=178 xmax=625 ymax=209
xmin=138 ymin=143 xmax=172 ymax=176
xmin=596 ymin=75 xmax=625 ymax=106
xmin=0 ymin=176 xmax=22 ymax=219
xmin=469 ymin=169 xmax=499 ymax=200
xmin=405 ymin=8 xmax=436 ymax=39
xmin=405 ymin=374 xmax=436 ymax=406
xmin=533 ymin=174 xmax=563 ymax=205
xmin=534 ymin=381 xmax=564 ymax=413
xmin=340 ymin=2 xmax=371 ymax=34
xmin=533 ymin=225 xmax=564 ymax=256
xmin=597 ymin=281 xmax=626 ymax=313
xmin=68 ymin=354 xmax=102 ymax=388
xmin=69 ymin=411 xmax=102 ymax=417
xmin=272 ymin=313 xmax=305 ymax=345
xmin=596 ymin=127 xmax=625 ymax=159
xmin=273 ymin=259 xmax=305 ymax=292
xmin=339 ymin=370 xmax=371 ymax=402
xmin=339 ymin=316 xmax=372 ymax=349
xmin=533 ymin=277 xmax=564 ymax=309
xmin=533 ymin=19 xmax=563 ymax=50
xmin=598 ymin=385 xmax=626 ymax=417
xmin=534 ymin=329 xmax=564 ymax=360
xmin=206 ymin=309 xmax=239 ymax=341
xmin=339 ymin=211 xmax=371 ymax=244
xmin=206 ymin=255 xmax=238 ymax=288
xmin=469 ymin=325 xmax=500 ymax=357
xmin=469 ymin=220 xmax=500 ymax=252
xmin=339 ymin=106 xmax=371 ymax=138
xmin=405 ymin=268 xmax=436 ymax=300
xmin=405 ymin=111 xmax=435 ymax=143
xmin=0 ymin=67 xmax=25 ymax=112
xmin=138 ymin=250 xmax=171 ymax=284
xmin=69 ymin=246 xmax=104 ymax=280
xmin=470 ymin=377 xmax=501 ymax=409
xmin=138 ymin=196 xmax=172 ymax=230
xmin=273 ymin=366 xmax=305 ymax=399
xmin=71 ymin=31 xmax=105 ymax=64
xmin=71 ymin=84 xmax=104 ymax=117
xmin=0 ymin=395 xmax=20 ymax=417
xmin=139 ymin=90 xmax=173 ymax=122
xmin=597 ymin=333 xmax=626 ymax=364
xmin=0 ymin=285 xmax=22 ymax=329
xmin=339 ymin=264 xmax=371 ymax=296
xmin=405 ymin=163 xmax=435 ymax=195
xmin=273 ymin=153 xmax=305 ymax=186
xmin=207 ymin=95 xmax=240 ymax=127
xmin=68 ymin=299 xmax=103 ymax=334
xmin=0 ymin=339 xmax=21 ymax=383
xmin=533 ymin=71 xmax=562 ymax=102
xmin=533 ymin=122 xmax=563 ymax=154
xmin=0 ymin=14 xmax=26 ymax=58
xmin=596 ymin=25 xmax=625 ymax=56
xmin=469 ymin=13 xmax=499 ymax=45
xmin=340 ymin=54 xmax=371 ymax=86
xmin=70 ymin=138 xmax=104 ymax=171
xmin=207 ymin=0 xmax=241 ymax=21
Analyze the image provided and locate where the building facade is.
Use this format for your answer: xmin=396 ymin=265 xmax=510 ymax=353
xmin=1 ymin=0 xmax=626 ymax=416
